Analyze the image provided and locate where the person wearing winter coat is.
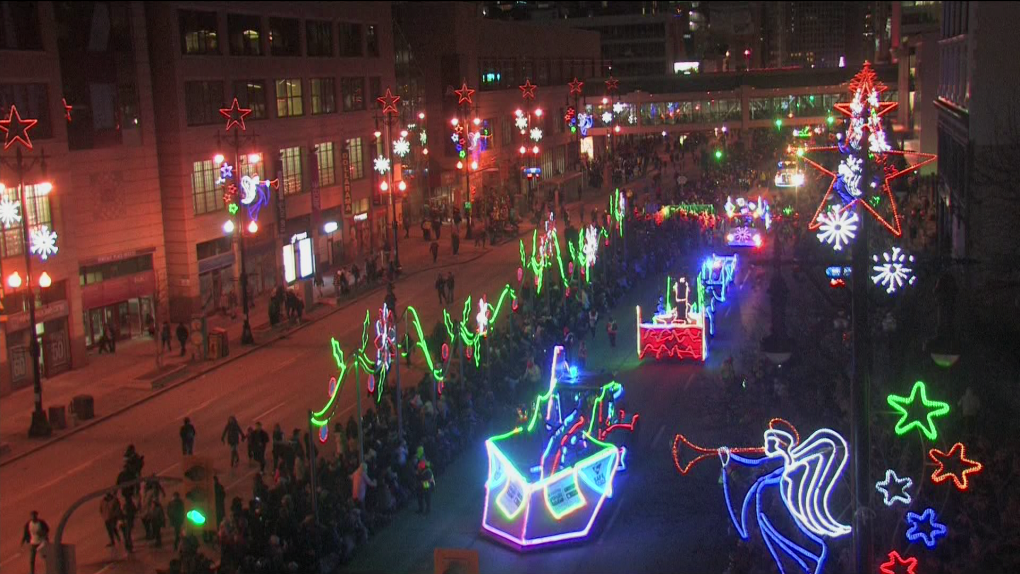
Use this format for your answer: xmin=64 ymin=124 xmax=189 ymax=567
xmin=100 ymin=492 xmax=122 ymax=547
xmin=221 ymin=416 xmax=245 ymax=468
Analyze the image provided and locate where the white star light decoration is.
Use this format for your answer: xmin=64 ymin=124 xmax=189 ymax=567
xmin=875 ymin=469 xmax=913 ymax=507
xmin=373 ymin=156 xmax=391 ymax=175
xmin=476 ymin=297 xmax=490 ymax=337
xmin=30 ymin=225 xmax=59 ymax=260
xmin=613 ymin=101 xmax=625 ymax=114
xmin=601 ymin=111 xmax=613 ymax=125
xmin=0 ymin=197 xmax=21 ymax=228
xmin=816 ymin=208 xmax=859 ymax=251
xmin=515 ymin=113 xmax=529 ymax=132
xmin=871 ymin=247 xmax=916 ymax=293
xmin=529 ymin=127 xmax=543 ymax=142
xmin=393 ymin=137 xmax=410 ymax=157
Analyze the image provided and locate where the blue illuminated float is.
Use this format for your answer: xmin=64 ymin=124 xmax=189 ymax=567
xmin=482 ymin=346 xmax=638 ymax=549
xmin=724 ymin=196 xmax=771 ymax=248
xmin=698 ymin=254 xmax=737 ymax=336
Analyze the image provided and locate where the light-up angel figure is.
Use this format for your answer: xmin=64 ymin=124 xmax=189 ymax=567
xmin=476 ymin=296 xmax=490 ymax=337
xmin=720 ymin=428 xmax=850 ymax=574
xmin=374 ymin=303 xmax=396 ymax=377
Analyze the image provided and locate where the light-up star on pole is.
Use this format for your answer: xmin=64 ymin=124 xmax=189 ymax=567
xmin=454 ymin=83 xmax=475 ymax=106
xmin=219 ymin=98 xmax=252 ymax=132
xmin=568 ymin=77 xmax=584 ymax=96
xmin=928 ymin=442 xmax=983 ymax=491
xmin=605 ymin=76 xmax=619 ymax=93
xmin=519 ymin=79 xmax=537 ymax=101
xmin=376 ymin=88 xmax=401 ymax=116
xmin=875 ymin=469 xmax=913 ymax=507
xmin=0 ymin=105 xmax=39 ymax=150
xmin=886 ymin=381 xmax=950 ymax=441
xmin=802 ymin=62 xmax=937 ymax=238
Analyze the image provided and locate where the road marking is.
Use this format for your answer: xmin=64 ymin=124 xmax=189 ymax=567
xmin=724 ymin=304 xmax=732 ymax=318
xmin=157 ymin=461 xmax=181 ymax=475
xmin=182 ymin=395 xmax=218 ymax=418
xmin=683 ymin=372 xmax=696 ymax=391
xmin=253 ymin=400 xmax=287 ymax=422
xmin=20 ymin=459 xmax=96 ymax=500
xmin=0 ymin=552 xmax=21 ymax=567
xmin=91 ymin=565 xmax=114 ymax=574
xmin=652 ymin=424 xmax=666 ymax=448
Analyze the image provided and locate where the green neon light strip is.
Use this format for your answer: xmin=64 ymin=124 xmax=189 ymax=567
xmin=311 ymin=338 xmax=349 ymax=427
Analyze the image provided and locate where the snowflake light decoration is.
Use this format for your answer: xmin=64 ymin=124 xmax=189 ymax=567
xmin=613 ymin=101 xmax=625 ymax=114
xmin=872 ymin=247 xmax=916 ymax=293
xmin=582 ymin=225 xmax=598 ymax=267
xmin=601 ymin=111 xmax=613 ymax=125
xmin=374 ymin=304 xmax=396 ymax=374
xmin=515 ymin=111 xmax=529 ymax=132
xmin=373 ymin=156 xmax=391 ymax=175
xmin=529 ymin=127 xmax=543 ymax=142
xmin=816 ymin=208 xmax=858 ymax=251
xmin=30 ymin=225 xmax=58 ymax=260
xmin=0 ymin=197 xmax=21 ymax=229
xmin=419 ymin=129 xmax=427 ymax=146
xmin=393 ymin=137 xmax=410 ymax=157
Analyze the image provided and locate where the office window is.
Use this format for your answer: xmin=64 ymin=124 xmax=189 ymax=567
xmin=239 ymin=152 xmax=265 ymax=179
xmin=191 ymin=159 xmax=223 ymax=215
xmin=341 ymin=77 xmax=364 ymax=112
xmin=275 ymin=79 xmax=303 ymax=117
xmin=501 ymin=115 xmax=513 ymax=148
xmin=280 ymin=146 xmax=303 ymax=195
xmin=228 ymin=13 xmax=262 ymax=56
xmin=0 ymin=83 xmax=52 ymax=139
xmin=268 ymin=17 xmax=299 ymax=56
xmin=366 ymin=24 xmax=379 ymax=57
xmin=0 ymin=1 xmax=43 ymax=50
xmin=316 ymin=143 xmax=336 ymax=186
xmin=306 ymin=20 xmax=333 ymax=57
xmin=232 ymin=80 xmax=267 ymax=119
xmin=0 ymin=183 xmax=51 ymax=258
xmin=346 ymin=138 xmax=364 ymax=180
xmin=338 ymin=22 xmax=362 ymax=57
xmin=310 ymin=78 xmax=336 ymax=115
xmin=179 ymin=9 xmax=218 ymax=55
xmin=184 ymin=81 xmax=224 ymax=126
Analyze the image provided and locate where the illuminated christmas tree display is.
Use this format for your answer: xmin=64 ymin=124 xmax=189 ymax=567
xmin=802 ymin=63 xmax=936 ymax=249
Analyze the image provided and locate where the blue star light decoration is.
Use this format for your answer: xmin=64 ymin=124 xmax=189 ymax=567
xmin=872 ymin=247 xmax=916 ymax=294
xmin=875 ymin=469 xmax=913 ymax=507
xmin=219 ymin=162 xmax=234 ymax=183
xmin=905 ymin=508 xmax=947 ymax=549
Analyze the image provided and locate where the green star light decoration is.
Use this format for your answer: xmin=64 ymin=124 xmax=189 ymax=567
xmin=887 ymin=380 xmax=950 ymax=441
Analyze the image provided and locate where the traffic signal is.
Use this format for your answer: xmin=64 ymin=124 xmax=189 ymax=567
xmin=181 ymin=456 xmax=215 ymax=531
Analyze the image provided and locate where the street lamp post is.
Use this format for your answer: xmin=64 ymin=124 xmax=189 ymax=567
xmin=1 ymin=105 xmax=53 ymax=437
xmin=377 ymin=88 xmax=403 ymax=271
xmin=849 ymin=204 xmax=874 ymax=574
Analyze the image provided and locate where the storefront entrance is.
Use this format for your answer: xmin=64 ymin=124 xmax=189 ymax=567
xmin=84 ymin=296 xmax=154 ymax=347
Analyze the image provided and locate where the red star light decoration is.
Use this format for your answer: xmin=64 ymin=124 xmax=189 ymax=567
xmin=928 ymin=442 xmax=983 ymax=491
xmin=219 ymin=98 xmax=252 ymax=132
xmin=605 ymin=76 xmax=619 ymax=93
xmin=519 ymin=79 xmax=537 ymax=101
xmin=376 ymin=88 xmax=401 ymax=116
xmin=879 ymin=551 xmax=918 ymax=574
xmin=62 ymin=98 xmax=73 ymax=122
xmin=0 ymin=105 xmax=39 ymax=150
xmin=802 ymin=62 xmax=936 ymax=237
xmin=568 ymin=77 xmax=584 ymax=96
xmin=454 ymin=83 xmax=475 ymax=106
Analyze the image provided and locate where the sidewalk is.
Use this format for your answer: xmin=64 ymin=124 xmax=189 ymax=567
xmin=0 ymin=171 xmax=640 ymax=464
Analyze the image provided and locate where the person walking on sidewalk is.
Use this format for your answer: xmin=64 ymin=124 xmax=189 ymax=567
xmin=248 ymin=422 xmax=270 ymax=472
xmin=606 ymin=315 xmax=618 ymax=347
xmin=416 ymin=460 xmax=436 ymax=515
xmin=121 ymin=494 xmax=136 ymax=553
xmin=147 ymin=497 xmax=165 ymax=548
xmin=21 ymin=510 xmax=49 ymax=574
xmin=430 ymin=240 xmax=439 ymax=263
xmin=446 ymin=272 xmax=455 ymax=303
xmin=167 ymin=492 xmax=184 ymax=551
xmin=180 ymin=417 xmax=196 ymax=455
xmin=100 ymin=492 xmax=122 ymax=547
xmin=271 ymin=423 xmax=286 ymax=471
xmin=221 ymin=415 xmax=245 ymax=468
xmin=176 ymin=322 xmax=188 ymax=356
xmin=435 ymin=274 xmax=446 ymax=305
xmin=161 ymin=321 xmax=172 ymax=351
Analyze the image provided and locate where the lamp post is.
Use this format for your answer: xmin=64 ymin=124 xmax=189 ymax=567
xmin=217 ymin=98 xmax=257 ymax=345
xmin=1 ymin=105 xmax=53 ymax=437
xmin=376 ymin=88 xmax=403 ymax=271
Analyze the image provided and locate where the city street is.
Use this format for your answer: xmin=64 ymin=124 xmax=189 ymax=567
xmin=345 ymin=252 xmax=773 ymax=574
xmin=0 ymin=187 xmax=630 ymax=574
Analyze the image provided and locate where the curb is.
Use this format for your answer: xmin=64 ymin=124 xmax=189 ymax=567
xmin=0 ymin=249 xmax=494 ymax=468
xmin=0 ymin=187 xmax=613 ymax=467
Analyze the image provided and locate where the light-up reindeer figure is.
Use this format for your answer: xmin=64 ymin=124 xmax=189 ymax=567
xmin=674 ymin=421 xmax=851 ymax=574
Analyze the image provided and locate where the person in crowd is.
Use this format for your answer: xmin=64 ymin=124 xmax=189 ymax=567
xmin=180 ymin=417 xmax=196 ymax=455
xmin=221 ymin=415 xmax=245 ymax=468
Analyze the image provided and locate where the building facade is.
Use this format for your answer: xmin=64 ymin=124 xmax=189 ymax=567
xmin=396 ymin=2 xmax=603 ymax=213
xmin=145 ymin=1 xmax=397 ymax=321
xmin=935 ymin=1 xmax=1020 ymax=321
xmin=1 ymin=1 xmax=168 ymax=395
